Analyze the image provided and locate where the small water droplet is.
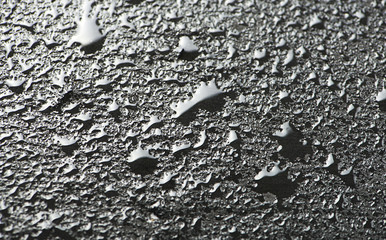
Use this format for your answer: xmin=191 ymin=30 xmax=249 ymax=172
xmin=283 ymin=49 xmax=295 ymax=66
xmin=254 ymin=163 xmax=287 ymax=181
xmin=324 ymin=154 xmax=335 ymax=168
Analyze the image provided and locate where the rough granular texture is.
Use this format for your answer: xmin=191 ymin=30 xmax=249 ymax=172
xmin=0 ymin=0 xmax=385 ymax=239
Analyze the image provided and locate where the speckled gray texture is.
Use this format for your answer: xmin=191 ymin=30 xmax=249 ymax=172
xmin=0 ymin=0 xmax=385 ymax=239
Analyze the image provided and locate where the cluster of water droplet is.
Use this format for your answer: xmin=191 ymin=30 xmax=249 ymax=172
xmin=0 ymin=0 xmax=385 ymax=238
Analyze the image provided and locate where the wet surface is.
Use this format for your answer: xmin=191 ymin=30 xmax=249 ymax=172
xmin=0 ymin=0 xmax=385 ymax=239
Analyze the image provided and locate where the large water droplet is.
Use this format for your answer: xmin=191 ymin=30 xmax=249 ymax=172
xmin=68 ymin=0 xmax=104 ymax=51
xmin=171 ymin=80 xmax=224 ymax=118
xmin=128 ymin=146 xmax=157 ymax=175
xmin=177 ymin=36 xmax=199 ymax=60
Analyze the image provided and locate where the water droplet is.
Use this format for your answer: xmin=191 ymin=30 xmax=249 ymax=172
xmin=193 ymin=130 xmax=207 ymax=149
xmin=129 ymin=147 xmax=155 ymax=162
xmin=68 ymin=0 xmax=104 ymax=50
xmin=54 ymin=136 xmax=79 ymax=154
xmin=5 ymin=78 xmax=25 ymax=92
xmin=108 ymin=100 xmax=119 ymax=112
xmin=307 ymin=72 xmax=318 ymax=82
xmin=253 ymin=48 xmax=267 ymax=60
xmin=95 ymin=78 xmax=112 ymax=88
xmin=52 ymin=70 xmax=67 ymax=88
xmin=172 ymin=142 xmax=191 ymax=154
xmin=271 ymin=56 xmax=281 ymax=75
xmin=340 ymin=166 xmax=353 ymax=176
xmin=128 ymin=146 xmax=157 ymax=175
xmin=226 ymin=130 xmax=239 ymax=145
xmin=376 ymin=89 xmax=386 ymax=102
xmin=283 ymin=49 xmax=295 ymax=66
xmin=54 ymin=136 xmax=78 ymax=147
xmin=309 ymin=15 xmax=323 ymax=28
xmin=165 ymin=11 xmax=183 ymax=22
xmin=114 ymin=59 xmax=135 ymax=69
xmin=159 ymin=172 xmax=177 ymax=185
xmin=254 ymin=163 xmax=287 ymax=181
xmin=324 ymin=154 xmax=335 ymax=168
xmin=278 ymin=91 xmax=290 ymax=101
xmin=177 ymin=36 xmax=199 ymax=60
xmin=273 ymin=122 xmax=294 ymax=139
xmin=178 ymin=36 xmax=198 ymax=53
xmin=5 ymin=42 xmax=14 ymax=58
xmin=73 ymin=112 xmax=92 ymax=122
xmin=296 ymin=46 xmax=308 ymax=58
xmin=142 ymin=115 xmax=162 ymax=133
xmin=227 ymin=45 xmax=237 ymax=59
xmin=347 ymin=104 xmax=356 ymax=115
xmin=275 ymin=38 xmax=286 ymax=48
xmin=171 ymin=80 xmax=223 ymax=118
